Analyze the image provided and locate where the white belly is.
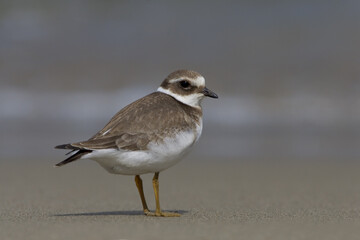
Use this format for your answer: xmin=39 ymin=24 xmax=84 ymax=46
xmin=81 ymin=128 xmax=201 ymax=175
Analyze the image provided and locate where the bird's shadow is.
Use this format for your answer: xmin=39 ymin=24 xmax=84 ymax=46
xmin=53 ymin=210 xmax=187 ymax=217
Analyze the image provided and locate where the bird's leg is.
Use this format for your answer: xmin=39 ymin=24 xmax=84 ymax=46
xmin=153 ymin=172 xmax=161 ymax=215
xmin=148 ymin=172 xmax=181 ymax=217
xmin=135 ymin=175 xmax=150 ymax=215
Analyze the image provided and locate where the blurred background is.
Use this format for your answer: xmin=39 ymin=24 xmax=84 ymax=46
xmin=1 ymin=0 xmax=359 ymax=162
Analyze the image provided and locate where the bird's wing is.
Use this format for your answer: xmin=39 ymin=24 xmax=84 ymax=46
xmin=66 ymin=92 xmax=193 ymax=151
xmin=90 ymin=92 xmax=182 ymax=139
xmin=70 ymin=133 xmax=151 ymax=151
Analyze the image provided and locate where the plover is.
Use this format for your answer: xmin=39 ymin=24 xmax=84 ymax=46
xmin=55 ymin=70 xmax=218 ymax=217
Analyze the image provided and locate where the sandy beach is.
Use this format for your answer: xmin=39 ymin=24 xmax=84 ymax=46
xmin=1 ymin=158 xmax=360 ymax=239
xmin=1 ymin=1 xmax=360 ymax=239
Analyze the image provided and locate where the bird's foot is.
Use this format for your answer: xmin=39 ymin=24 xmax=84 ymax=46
xmin=144 ymin=209 xmax=181 ymax=217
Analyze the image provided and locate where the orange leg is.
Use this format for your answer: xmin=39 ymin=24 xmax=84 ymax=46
xmin=135 ymin=175 xmax=150 ymax=215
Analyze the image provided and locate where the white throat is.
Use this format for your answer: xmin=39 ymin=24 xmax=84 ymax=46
xmin=157 ymin=87 xmax=204 ymax=108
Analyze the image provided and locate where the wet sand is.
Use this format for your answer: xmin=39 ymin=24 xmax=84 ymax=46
xmin=1 ymin=158 xmax=360 ymax=240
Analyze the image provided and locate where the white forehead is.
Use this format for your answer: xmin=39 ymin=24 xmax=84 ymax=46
xmin=168 ymin=76 xmax=205 ymax=87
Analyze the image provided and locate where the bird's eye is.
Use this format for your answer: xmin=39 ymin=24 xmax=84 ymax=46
xmin=179 ymin=80 xmax=190 ymax=88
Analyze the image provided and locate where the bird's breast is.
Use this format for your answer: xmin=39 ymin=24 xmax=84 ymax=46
xmin=149 ymin=124 xmax=201 ymax=158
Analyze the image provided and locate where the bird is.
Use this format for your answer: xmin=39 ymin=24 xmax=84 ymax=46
xmin=55 ymin=69 xmax=218 ymax=217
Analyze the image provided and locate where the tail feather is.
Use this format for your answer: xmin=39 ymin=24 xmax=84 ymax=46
xmin=55 ymin=144 xmax=78 ymax=150
xmin=55 ymin=149 xmax=92 ymax=167
xmin=55 ymin=143 xmax=92 ymax=167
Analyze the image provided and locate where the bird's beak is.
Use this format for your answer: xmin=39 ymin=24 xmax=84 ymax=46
xmin=203 ymin=87 xmax=218 ymax=98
